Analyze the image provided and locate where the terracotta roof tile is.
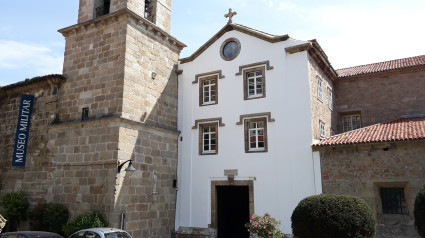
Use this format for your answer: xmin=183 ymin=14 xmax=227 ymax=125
xmin=314 ymin=116 xmax=425 ymax=146
xmin=337 ymin=55 xmax=425 ymax=78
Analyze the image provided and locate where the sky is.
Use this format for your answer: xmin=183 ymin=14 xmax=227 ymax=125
xmin=1 ymin=0 xmax=425 ymax=86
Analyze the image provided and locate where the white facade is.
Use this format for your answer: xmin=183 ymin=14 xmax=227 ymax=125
xmin=175 ymin=24 xmax=328 ymax=235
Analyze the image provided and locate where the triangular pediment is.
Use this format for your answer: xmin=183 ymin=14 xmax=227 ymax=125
xmin=179 ymin=23 xmax=289 ymax=64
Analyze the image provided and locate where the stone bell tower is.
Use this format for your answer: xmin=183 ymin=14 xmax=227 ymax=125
xmin=77 ymin=0 xmax=171 ymax=33
xmin=49 ymin=0 xmax=185 ymax=237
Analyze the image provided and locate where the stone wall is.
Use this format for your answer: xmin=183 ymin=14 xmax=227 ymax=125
xmin=335 ymin=67 xmax=425 ymax=132
xmin=122 ymin=19 xmax=179 ymax=129
xmin=60 ymin=15 xmax=127 ymax=122
xmin=319 ymin=141 xmax=425 ymax=238
xmin=0 ymin=76 xmax=64 ymax=202
xmin=113 ymin=123 xmax=178 ymax=237
xmin=46 ymin=119 xmax=119 ymax=216
xmin=308 ymin=56 xmax=336 ymax=139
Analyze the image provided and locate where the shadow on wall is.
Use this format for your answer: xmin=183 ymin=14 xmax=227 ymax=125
xmin=113 ymin=65 xmax=179 ymax=237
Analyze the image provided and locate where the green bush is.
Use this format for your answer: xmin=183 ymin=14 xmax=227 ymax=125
xmin=291 ymin=194 xmax=375 ymax=238
xmin=63 ymin=211 xmax=108 ymax=237
xmin=414 ymin=184 xmax=425 ymax=237
xmin=29 ymin=203 xmax=69 ymax=235
xmin=0 ymin=191 xmax=29 ymax=231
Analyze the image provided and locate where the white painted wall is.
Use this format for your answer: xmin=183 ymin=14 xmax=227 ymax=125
xmin=176 ymin=30 xmax=321 ymax=234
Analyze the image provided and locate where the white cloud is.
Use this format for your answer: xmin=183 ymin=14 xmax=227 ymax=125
xmin=315 ymin=2 xmax=425 ymax=68
xmin=0 ymin=40 xmax=63 ymax=75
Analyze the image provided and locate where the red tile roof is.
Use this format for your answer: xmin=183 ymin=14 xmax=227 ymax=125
xmin=337 ymin=55 xmax=425 ymax=78
xmin=314 ymin=116 xmax=425 ymax=147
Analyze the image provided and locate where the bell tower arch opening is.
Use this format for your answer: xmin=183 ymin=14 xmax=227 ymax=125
xmin=93 ymin=0 xmax=110 ymax=18
xmin=77 ymin=0 xmax=171 ymax=33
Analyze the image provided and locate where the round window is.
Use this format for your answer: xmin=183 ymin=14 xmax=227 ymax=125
xmin=220 ymin=38 xmax=241 ymax=61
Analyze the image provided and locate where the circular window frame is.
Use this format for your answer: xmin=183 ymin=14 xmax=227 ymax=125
xmin=220 ymin=38 xmax=241 ymax=61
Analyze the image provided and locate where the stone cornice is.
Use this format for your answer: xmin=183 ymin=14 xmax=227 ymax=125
xmin=192 ymin=117 xmax=225 ymax=129
xmin=286 ymin=40 xmax=338 ymax=81
xmin=236 ymin=112 xmax=275 ymax=125
xmin=192 ymin=70 xmax=225 ymax=84
xmin=49 ymin=116 xmax=180 ymax=135
xmin=58 ymin=8 xmax=186 ymax=51
xmin=235 ymin=60 xmax=274 ymax=76
xmin=0 ymin=74 xmax=66 ymax=97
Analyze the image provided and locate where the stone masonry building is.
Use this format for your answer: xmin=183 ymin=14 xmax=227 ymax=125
xmin=1 ymin=0 xmax=185 ymax=237
xmin=314 ymin=57 xmax=425 ymax=238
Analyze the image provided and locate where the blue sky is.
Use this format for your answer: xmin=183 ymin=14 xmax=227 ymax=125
xmin=1 ymin=0 xmax=425 ymax=86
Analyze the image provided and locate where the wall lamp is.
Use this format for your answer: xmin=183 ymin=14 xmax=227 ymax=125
xmin=117 ymin=159 xmax=136 ymax=173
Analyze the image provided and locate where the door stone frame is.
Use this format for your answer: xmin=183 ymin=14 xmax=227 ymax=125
xmin=210 ymin=180 xmax=254 ymax=229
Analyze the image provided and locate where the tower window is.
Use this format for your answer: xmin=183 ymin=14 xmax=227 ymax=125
xmin=95 ymin=0 xmax=110 ymax=18
xmin=145 ymin=0 xmax=155 ymax=22
xmin=82 ymin=107 xmax=89 ymax=121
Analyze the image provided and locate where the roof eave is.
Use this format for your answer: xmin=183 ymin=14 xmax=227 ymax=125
xmin=337 ymin=64 xmax=425 ymax=80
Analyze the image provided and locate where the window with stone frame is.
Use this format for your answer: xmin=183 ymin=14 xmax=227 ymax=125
xmin=317 ymin=76 xmax=323 ymax=102
xmin=244 ymin=66 xmax=266 ymax=100
xmin=327 ymin=87 xmax=333 ymax=110
xmin=199 ymin=75 xmax=218 ymax=106
xmin=320 ymin=120 xmax=326 ymax=138
xmin=199 ymin=123 xmax=218 ymax=155
xmin=343 ymin=114 xmax=361 ymax=132
xmin=244 ymin=117 xmax=267 ymax=153
xmin=380 ymin=187 xmax=409 ymax=215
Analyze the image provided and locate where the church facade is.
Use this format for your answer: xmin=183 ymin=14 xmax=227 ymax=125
xmin=174 ymin=21 xmax=335 ymax=236
xmin=1 ymin=1 xmax=425 ymax=238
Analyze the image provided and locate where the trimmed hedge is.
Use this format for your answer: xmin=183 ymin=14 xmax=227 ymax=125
xmin=29 ymin=203 xmax=69 ymax=236
xmin=291 ymin=194 xmax=375 ymax=238
xmin=415 ymin=184 xmax=425 ymax=237
xmin=0 ymin=191 xmax=29 ymax=231
xmin=63 ymin=211 xmax=107 ymax=237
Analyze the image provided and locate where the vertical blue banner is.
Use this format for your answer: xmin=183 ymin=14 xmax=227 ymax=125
xmin=12 ymin=94 xmax=35 ymax=167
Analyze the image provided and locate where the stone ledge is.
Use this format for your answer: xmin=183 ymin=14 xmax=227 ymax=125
xmin=49 ymin=116 xmax=180 ymax=135
xmin=58 ymin=8 xmax=186 ymax=51
xmin=176 ymin=227 xmax=215 ymax=238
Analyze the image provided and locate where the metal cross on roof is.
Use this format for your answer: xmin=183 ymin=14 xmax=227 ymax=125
xmin=224 ymin=8 xmax=237 ymax=23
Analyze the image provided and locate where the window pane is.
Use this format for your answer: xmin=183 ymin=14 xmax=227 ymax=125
xmin=250 ymin=141 xmax=256 ymax=148
xmin=258 ymin=129 xmax=264 ymax=136
xmin=258 ymin=141 xmax=264 ymax=148
xmin=256 ymin=71 xmax=262 ymax=76
xmin=258 ymin=135 xmax=264 ymax=143
xmin=250 ymin=129 xmax=257 ymax=136
xmin=247 ymin=72 xmax=254 ymax=78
